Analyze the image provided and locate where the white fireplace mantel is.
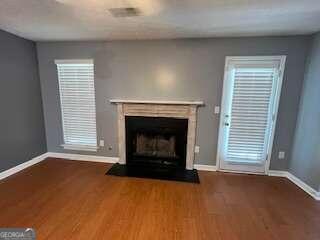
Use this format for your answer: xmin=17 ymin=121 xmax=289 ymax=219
xmin=110 ymin=99 xmax=204 ymax=170
xmin=110 ymin=99 xmax=204 ymax=106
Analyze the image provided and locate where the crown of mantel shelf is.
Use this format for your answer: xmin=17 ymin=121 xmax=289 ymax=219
xmin=109 ymin=99 xmax=204 ymax=106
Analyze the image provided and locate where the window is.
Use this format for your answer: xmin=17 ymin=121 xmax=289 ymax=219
xmin=55 ymin=59 xmax=97 ymax=151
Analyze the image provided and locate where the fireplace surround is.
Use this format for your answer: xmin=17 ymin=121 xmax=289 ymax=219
xmin=110 ymin=100 xmax=204 ymax=170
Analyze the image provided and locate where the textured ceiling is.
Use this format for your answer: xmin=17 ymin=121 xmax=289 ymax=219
xmin=0 ymin=0 xmax=320 ymax=41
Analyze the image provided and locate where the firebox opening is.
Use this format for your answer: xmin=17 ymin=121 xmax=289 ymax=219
xmin=126 ymin=116 xmax=188 ymax=169
xmin=135 ymin=133 xmax=177 ymax=158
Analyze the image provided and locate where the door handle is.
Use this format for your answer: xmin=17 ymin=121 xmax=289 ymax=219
xmin=224 ymin=122 xmax=230 ymax=126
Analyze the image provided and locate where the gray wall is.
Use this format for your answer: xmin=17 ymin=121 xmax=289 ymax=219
xmin=0 ymin=30 xmax=46 ymax=172
xmin=289 ymin=33 xmax=320 ymax=190
xmin=37 ymin=36 xmax=310 ymax=169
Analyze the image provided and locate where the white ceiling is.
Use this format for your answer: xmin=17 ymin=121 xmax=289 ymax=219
xmin=1 ymin=0 xmax=320 ymax=41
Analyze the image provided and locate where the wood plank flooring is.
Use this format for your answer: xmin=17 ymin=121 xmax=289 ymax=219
xmin=0 ymin=158 xmax=319 ymax=240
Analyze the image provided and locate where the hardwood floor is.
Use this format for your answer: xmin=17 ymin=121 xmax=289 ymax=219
xmin=0 ymin=158 xmax=319 ymax=240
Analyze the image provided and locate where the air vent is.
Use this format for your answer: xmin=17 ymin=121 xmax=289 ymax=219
xmin=108 ymin=7 xmax=141 ymax=17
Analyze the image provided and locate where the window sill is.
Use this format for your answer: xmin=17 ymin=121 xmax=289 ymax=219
xmin=61 ymin=144 xmax=98 ymax=152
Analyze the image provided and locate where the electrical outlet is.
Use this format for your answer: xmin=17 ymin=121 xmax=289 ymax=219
xmin=278 ymin=151 xmax=285 ymax=159
xmin=195 ymin=146 xmax=200 ymax=153
xmin=99 ymin=140 xmax=105 ymax=147
xmin=214 ymin=106 xmax=220 ymax=114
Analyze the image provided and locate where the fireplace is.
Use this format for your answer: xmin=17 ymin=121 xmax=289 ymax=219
xmin=125 ymin=116 xmax=188 ymax=169
xmin=109 ymin=100 xmax=203 ymax=170
xmin=107 ymin=100 xmax=203 ymax=182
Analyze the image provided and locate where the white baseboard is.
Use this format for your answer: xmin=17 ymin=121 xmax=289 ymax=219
xmin=268 ymin=170 xmax=320 ymax=201
xmin=0 ymin=152 xmax=50 ymax=181
xmin=267 ymin=170 xmax=288 ymax=177
xmin=286 ymin=172 xmax=320 ymax=201
xmin=194 ymin=164 xmax=217 ymax=171
xmin=47 ymin=152 xmax=119 ymax=164
xmin=0 ymin=152 xmax=118 ymax=181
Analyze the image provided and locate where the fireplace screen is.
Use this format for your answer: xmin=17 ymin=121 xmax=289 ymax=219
xmin=126 ymin=116 xmax=188 ymax=169
xmin=135 ymin=133 xmax=177 ymax=158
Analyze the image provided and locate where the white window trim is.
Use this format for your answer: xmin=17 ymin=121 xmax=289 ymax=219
xmin=216 ymin=55 xmax=286 ymax=174
xmin=55 ymin=59 xmax=98 ymax=152
xmin=62 ymin=144 xmax=99 ymax=152
xmin=54 ymin=59 xmax=93 ymax=65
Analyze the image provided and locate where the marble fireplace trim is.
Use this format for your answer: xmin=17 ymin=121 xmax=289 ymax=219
xmin=110 ymin=100 xmax=204 ymax=170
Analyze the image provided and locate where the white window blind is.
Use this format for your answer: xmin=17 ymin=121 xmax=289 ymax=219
xmin=55 ymin=59 xmax=97 ymax=151
xmin=227 ymin=67 xmax=277 ymax=163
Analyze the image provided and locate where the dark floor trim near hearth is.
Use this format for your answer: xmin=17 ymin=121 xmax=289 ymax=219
xmin=106 ymin=163 xmax=200 ymax=183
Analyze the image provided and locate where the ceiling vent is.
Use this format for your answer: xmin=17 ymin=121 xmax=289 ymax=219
xmin=108 ymin=7 xmax=141 ymax=17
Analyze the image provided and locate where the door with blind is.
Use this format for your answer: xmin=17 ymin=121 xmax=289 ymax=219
xmin=217 ymin=56 xmax=286 ymax=174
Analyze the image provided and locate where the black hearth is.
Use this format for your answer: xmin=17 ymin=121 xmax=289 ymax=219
xmin=125 ymin=116 xmax=188 ymax=169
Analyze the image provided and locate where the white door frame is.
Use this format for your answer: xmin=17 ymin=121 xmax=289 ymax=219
xmin=216 ymin=56 xmax=286 ymax=175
